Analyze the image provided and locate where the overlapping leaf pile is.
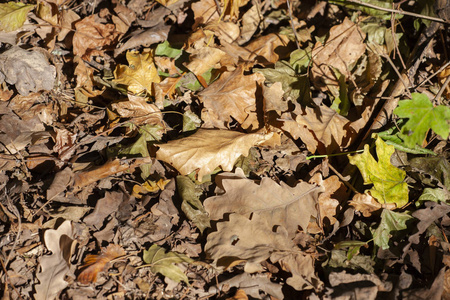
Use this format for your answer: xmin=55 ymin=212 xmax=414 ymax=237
xmin=0 ymin=0 xmax=450 ymax=299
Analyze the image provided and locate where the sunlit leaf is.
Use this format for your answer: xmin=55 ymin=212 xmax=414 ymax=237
xmin=348 ymin=135 xmax=408 ymax=207
xmin=0 ymin=2 xmax=35 ymax=32
xmin=372 ymin=209 xmax=413 ymax=250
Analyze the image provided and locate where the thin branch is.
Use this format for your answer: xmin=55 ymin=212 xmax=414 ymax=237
xmin=434 ymin=74 xmax=450 ymax=105
xmin=336 ymin=0 xmax=450 ymax=24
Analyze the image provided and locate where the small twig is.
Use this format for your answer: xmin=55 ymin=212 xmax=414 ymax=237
xmin=286 ymin=0 xmax=301 ymax=50
xmin=416 ymin=61 xmax=450 ymax=88
xmin=380 ymin=53 xmax=412 ymax=98
xmin=328 ymin=163 xmax=358 ymax=194
xmin=336 ymin=0 xmax=450 ymax=24
xmin=434 ymin=74 xmax=450 ymax=105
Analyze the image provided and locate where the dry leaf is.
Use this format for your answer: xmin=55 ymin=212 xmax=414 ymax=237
xmin=110 ymin=94 xmax=164 ymax=126
xmin=114 ymin=25 xmax=170 ymax=57
xmin=185 ymin=46 xmax=226 ymax=76
xmin=77 ymin=244 xmax=126 ymax=284
xmin=350 ymin=193 xmax=396 ymax=217
xmin=191 ymin=0 xmax=219 ymax=28
xmin=311 ymin=18 xmax=366 ymax=92
xmin=204 ymin=168 xmax=323 ymax=237
xmin=198 ymin=65 xmax=265 ymax=129
xmin=113 ymin=49 xmax=161 ymax=95
xmin=73 ymin=15 xmax=119 ymax=60
xmin=156 ymin=129 xmax=272 ymax=180
xmin=309 ymin=173 xmax=345 ymax=227
xmin=35 ymin=220 xmax=75 ymax=300
xmin=0 ymin=47 xmax=56 ymax=96
xmin=295 ymin=105 xmax=350 ymax=152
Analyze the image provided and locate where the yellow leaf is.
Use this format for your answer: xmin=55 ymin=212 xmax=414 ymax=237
xmin=0 ymin=2 xmax=35 ymax=32
xmin=114 ymin=50 xmax=161 ymax=95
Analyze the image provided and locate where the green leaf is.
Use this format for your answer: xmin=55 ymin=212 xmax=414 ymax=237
xmin=0 ymin=2 xmax=35 ymax=32
xmin=176 ymin=175 xmax=210 ymax=233
xmin=143 ymin=245 xmax=193 ymax=285
xmin=394 ymin=93 xmax=450 ymax=148
xmin=330 ymin=68 xmax=350 ymax=116
xmin=372 ymin=209 xmax=413 ymax=250
xmin=182 ymin=111 xmax=202 ymax=132
xmin=155 ymin=41 xmax=183 ymax=59
xmin=330 ymin=0 xmax=401 ymax=20
xmin=289 ymin=46 xmax=312 ymax=73
xmin=417 ymin=188 xmax=450 ymax=206
xmin=348 ymin=135 xmax=408 ymax=207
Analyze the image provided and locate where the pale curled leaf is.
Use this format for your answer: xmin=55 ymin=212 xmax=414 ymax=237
xmin=143 ymin=244 xmax=193 ymax=285
xmin=204 ymin=168 xmax=323 ymax=237
xmin=77 ymin=244 xmax=126 ymax=284
xmin=35 ymin=221 xmax=75 ymax=300
xmin=156 ymin=129 xmax=273 ymax=180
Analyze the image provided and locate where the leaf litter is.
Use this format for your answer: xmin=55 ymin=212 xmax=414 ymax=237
xmin=0 ymin=0 xmax=450 ymax=299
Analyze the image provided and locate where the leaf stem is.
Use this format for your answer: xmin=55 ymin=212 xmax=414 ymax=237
xmin=306 ymin=149 xmax=364 ymax=160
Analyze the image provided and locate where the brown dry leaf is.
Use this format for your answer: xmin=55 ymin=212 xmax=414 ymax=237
xmin=83 ymin=191 xmax=123 ymax=229
xmin=227 ymin=289 xmax=248 ymax=300
xmin=113 ymin=49 xmax=161 ymax=95
xmin=271 ymin=251 xmax=321 ymax=291
xmin=73 ymin=15 xmax=120 ymax=60
xmin=309 ymin=173 xmax=345 ymax=231
xmin=350 ymin=193 xmax=396 ymax=217
xmin=74 ymin=56 xmax=96 ymax=94
xmin=185 ymin=47 xmax=226 ymax=76
xmin=295 ymin=105 xmax=350 ymax=152
xmin=156 ymin=129 xmax=272 ymax=180
xmin=58 ymin=9 xmax=80 ymax=41
xmin=244 ymin=33 xmax=290 ymax=65
xmin=73 ymin=157 xmax=150 ymax=188
xmin=110 ymin=94 xmax=164 ymax=126
xmin=438 ymin=65 xmax=450 ymax=99
xmin=204 ymin=168 xmax=323 ymax=237
xmin=310 ymin=18 xmax=366 ymax=92
xmin=205 ymin=213 xmax=295 ymax=268
xmin=198 ymin=65 xmax=264 ymax=129
xmin=205 ymin=21 xmax=240 ymax=44
xmin=77 ymin=244 xmax=126 ymax=284
xmin=191 ymin=0 xmax=220 ymax=29
xmin=35 ymin=220 xmax=75 ymax=300
xmin=114 ymin=25 xmax=170 ymax=57
xmin=221 ymin=0 xmax=250 ymax=20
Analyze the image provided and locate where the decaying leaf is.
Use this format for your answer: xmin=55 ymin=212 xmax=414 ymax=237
xmin=311 ymin=18 xmax=366 ymax=93
xmin=348 ymin=135 xmax=408 ymax=207
xmin=204 ymin=168 xmax=323 ymax=237
xmin=350 ymin=193 xmax=397 ymax=217
xmin=143 ymin=244 xmax=193 ymax=285
xmin=176 ymin=175 xmax=210 ymax=233
xmin=114 ymin=49 xmax=161 ymax=95
xmin=156 ymin=129 xmax=273 ymax=180
xmin=73 ymin=14 xmax=120 ymax=60
xmin=0 ymin=47 xmax=56 ymax=96
xmin=198 ymin=65 xmax=265 ymax=129
xmin=77 ymin=244 xmax=126 ymax=284
xmin=35 ymin=220 xmax=75 ymax=300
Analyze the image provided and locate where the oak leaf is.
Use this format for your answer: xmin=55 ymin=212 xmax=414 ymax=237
xmin=204 ymin=168 xmax=323 ymax=237
xmin=77 ymin=244 xmax=126 ymax=284
xmin=350 ymin=193 xmax=397 ymax=217
xmin=114 ymin=50 xmax=161 ymax=95
xmin=35 ymin=221 xmax=75 ymax=300
xmin=156 ymin=129 xmax=273 ymax=181
xmin=198 ymin=65 xmax=265 ymax=129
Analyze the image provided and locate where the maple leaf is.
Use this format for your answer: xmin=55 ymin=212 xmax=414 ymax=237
xmin=348 ymin=135 xmax=408 ymax=207
xmin=156 ymin=129 xmax=273 ymax=181
xmin=0 ymin=2 xmax=35 ymax=32
xmin=198 ymin=65 xmax=264 ymax=129
xmin=204 ymin=168 xmax=323 ymax=238
xmin=372 ymin=209 xmax=413 ymax=250
xmin=143 ymin=244 xmax=193 ymax=285
xmin=114 ymin=50 xmax=161 ymax=95
xmin=77 ymin=244 xmax=126 ymax=284
xmin=394 ymin=93 xmax=450 ymax=148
